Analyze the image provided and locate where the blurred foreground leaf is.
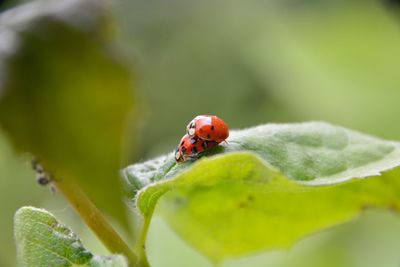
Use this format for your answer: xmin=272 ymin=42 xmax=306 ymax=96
xmin=122 ymin=122 xmax=400 ymax=262
xmin=14 ymin=206 xmax=128 ymax=267
xmin=0 ymin=0 xmax=134 ymax=225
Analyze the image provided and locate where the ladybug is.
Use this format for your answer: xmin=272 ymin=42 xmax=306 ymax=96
xmin=186 ymin=115 xmax=229 ymax=142
xmin=175 ymin=134 xmax=218 ymax=162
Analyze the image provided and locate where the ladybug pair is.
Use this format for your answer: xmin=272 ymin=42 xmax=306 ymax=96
xmin=175 ymin=115 xmax=229 ymax=162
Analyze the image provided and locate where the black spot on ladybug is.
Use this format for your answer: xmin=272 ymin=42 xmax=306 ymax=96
xmin=181 ymin=147 xmax=187 ymax=153
xmin=211 ymin=126 xmax=215 ymax=131
xmin=207 ymin=134 xmax=211 ymax=139
xmin=190 ymin=138 xmax=197 ymax=145
xmin=180 ymin=140 xmax=185 ymax=146
xmin=191 ymin=147 xmax=198 ymax=154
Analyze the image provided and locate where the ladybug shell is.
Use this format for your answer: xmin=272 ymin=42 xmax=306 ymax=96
xmin=175 ymin=135 xmax=218 ymax=162
xmin=187 ymin=115 xmax=229 ymax=142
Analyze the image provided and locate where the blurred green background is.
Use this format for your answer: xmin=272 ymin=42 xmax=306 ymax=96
xmin=1 ymin=0 xmax=400 ymax=266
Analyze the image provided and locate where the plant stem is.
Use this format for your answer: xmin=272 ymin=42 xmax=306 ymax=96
xmin=53 ymin=178 xmax=139 ymax=266
xmin=134 ymin=215 xmax=152 ymax=267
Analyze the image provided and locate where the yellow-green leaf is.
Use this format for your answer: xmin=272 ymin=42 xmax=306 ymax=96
xmin=122 ymin=122 xmax=400 ymax=262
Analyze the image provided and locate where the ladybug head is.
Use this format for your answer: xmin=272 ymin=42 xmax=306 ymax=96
xmin=186 ymin=120 xmax=196 ymax=136
xmin=175 ymin=147 xmax=184 ymax=162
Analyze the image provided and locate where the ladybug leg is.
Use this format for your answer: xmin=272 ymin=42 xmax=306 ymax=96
xmin=185 ymin=155 xmax=200 ymax=161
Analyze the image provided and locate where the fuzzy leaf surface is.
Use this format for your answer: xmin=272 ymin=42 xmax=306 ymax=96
xmin=14 ymin=206 xmax=128 ymax=267
xmin=123 ymin=122 xmax=400 ymax=262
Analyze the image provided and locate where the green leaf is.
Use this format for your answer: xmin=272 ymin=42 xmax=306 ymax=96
xmin=0 ymin=0 xmax=134 ymax=225
xmin=14 ymin=206 xmax=128 ymax=267
xmin=122 ymin=122 xmax=400 ymax=262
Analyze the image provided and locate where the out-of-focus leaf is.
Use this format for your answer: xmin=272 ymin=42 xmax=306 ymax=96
xmin=0 ymin=0 xmax=134 ymax=226
xmin=14 ymin=206 xmax=128 ymax=267
xmin=122 ymin=122 xmax=400 ymax=262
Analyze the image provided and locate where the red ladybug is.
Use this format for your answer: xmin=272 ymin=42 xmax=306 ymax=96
xmin=175 ymin=135 xmax=218 ymax=162
xmin=186 ymin=115 xmax=229 ymax=142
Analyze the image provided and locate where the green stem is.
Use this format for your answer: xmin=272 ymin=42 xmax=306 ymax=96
xmin=134 ymin=212 xmax=153 ymax=267
xmin=53 ymin=178 xmax=139 ymax=266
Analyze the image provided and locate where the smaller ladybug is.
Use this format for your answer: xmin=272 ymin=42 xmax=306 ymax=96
xmin=175 ymin=135 xmax=218 ymax=162
xmin=186 ymin=115 xmax=229 ymax=142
